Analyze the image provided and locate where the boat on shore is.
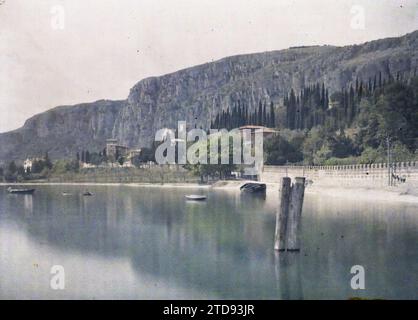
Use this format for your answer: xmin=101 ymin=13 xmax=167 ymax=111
xmin=240 ymin=182 xmax=266 ymax=194
xmin=7 ymin=187 xmax=35 ymax=195
xmin=185 ymin=194 xmax=207 ymax=201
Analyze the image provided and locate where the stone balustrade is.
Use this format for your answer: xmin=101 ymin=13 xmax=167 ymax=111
xmin=260 ymin=162 xmax=418 ymax=188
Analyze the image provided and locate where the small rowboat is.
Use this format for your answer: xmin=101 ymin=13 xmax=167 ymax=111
xmin=7 ymin=187 xmax=35 ymax=195
xmin=240 ymin=182 xmax=266 ymax=194
xmin=83 ymin=191 xmax=94 ymax=196
xmin=185 ymin=194 xmax=207 ymax=201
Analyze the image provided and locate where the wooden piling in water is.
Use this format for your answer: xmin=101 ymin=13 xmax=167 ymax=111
xmin=287 ymin=177 xmax=305 ymax=251
xmin=274 ymin=177 xmax=305 ymax=252
xmin=274 ymin=177 xmax=291 ymax=251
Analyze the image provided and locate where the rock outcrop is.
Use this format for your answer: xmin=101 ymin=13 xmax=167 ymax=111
xmin=1 ymin=30 xmax=418 ymax=162
xmin=0 ymin=100 xmax=125 ymax=161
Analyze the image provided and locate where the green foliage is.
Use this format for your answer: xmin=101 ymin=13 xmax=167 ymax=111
xmin=117 ymin=156 xmax=125 ymax=166
xmin=265 ymin=74 xmax=418 ymax=165
xmin=285 ymin=83 xmax=329 ymax=130
xmin=4 ymin=161 xmax=29 ymax=182
xmin=17 ymin=166 xmax=26 ymax=176
xmin=7 ymin=161 xmax=17 ymax=174
xmin=138 ymin=147 xmax=156 ymax=163
xmin=31 ymin=156 xmax=53 ymax=174
xmin=357 ymin=147 xmax=386 ymax=164
xmin=323 ymin=156 xmax=359 ymax=166
xmin=185 ymin=133 xmax=238 ymax=181
xmin=211 ymin=99 xmax=277 ymax=130
xmin=88 ymin=152 xmax=106 ymax=165
xmin=302 ymin=127 xmax=326 ymax=164
xmin=390 ymin=142 xmax=417 ymax=162
xmin=313 ymin=144 xmax=333 ymax=165
xmin=65 ymin=159 xmax=80 ymax=172
xmin=51 ymin=159 xmax=80 ymax=174
xmin=264 ymin=134 xmax=303 ymax=165
xmin=44 ymin=152 xmax=53 ymax=169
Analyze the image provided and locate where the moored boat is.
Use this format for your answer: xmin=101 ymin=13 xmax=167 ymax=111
xmin=185 ymin=194 xmax=207 ymax=201
xmin=240 ymin=182 xmax=266 ymax=194
xmin=7 ymin=187 xmax=35 ymax=195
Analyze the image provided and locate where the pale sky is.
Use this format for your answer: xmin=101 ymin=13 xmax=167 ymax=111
xmin=0 ymin=0 xmax=417 ymax=133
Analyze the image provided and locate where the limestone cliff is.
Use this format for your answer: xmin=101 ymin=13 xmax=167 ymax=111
xmin=0 ymin=100 xmax=125 ymax=161
xmin=1 ymin=30 xmax=418 ymax=161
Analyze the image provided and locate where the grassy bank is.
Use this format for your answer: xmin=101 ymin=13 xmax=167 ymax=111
xmin=23 ymin=166 xmax=200 ymax=184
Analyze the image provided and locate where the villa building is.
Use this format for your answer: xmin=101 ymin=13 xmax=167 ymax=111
xmin=23 ymin=157 xmax=44 ymax=173
xmin=104 ymin=139 xmax=141 ymax=167
xmin=105 ymin=139 xmax=129 ymax=159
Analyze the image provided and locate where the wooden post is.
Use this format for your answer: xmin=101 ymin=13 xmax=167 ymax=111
xmin=274 ymin=177 xmax=291 ymax=251
xmin=287 ymin=177 xmax=305 ymax=251
xmin=274 ymin=177 xmax=305 ymax=252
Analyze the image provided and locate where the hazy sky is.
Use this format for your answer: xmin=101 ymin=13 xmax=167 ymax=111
xmin=1 ymin=0 xmax=417 ymax=133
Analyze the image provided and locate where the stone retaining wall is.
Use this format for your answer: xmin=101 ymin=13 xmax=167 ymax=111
xmin=260 ymin=162 xmax=418 ymax=189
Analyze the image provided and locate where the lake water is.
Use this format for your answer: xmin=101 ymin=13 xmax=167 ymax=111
xmin=0 ymin=185 xmax=417 ymax=299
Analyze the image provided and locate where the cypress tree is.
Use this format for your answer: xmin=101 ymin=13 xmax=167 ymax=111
xmin=269 ymin=102 xmax=275 ymax=128
xmin=262 ymin=103 xmax=267 ymax=126
xmin=257 ymin=101 xmax=263 ymax=125
xmin=349 ymin=85 xmax=355 ymax=122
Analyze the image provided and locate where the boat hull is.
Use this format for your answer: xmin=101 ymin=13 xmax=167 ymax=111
xmin=7 ymin=188 xmax=35 ymax=194
xmin=185 ymin=195 xmax=207 ymax=201
xmin=240 ymin=183 xmax=266 ymax=194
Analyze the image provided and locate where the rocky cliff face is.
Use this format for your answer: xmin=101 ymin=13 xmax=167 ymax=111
xmin=0 ymin=100 xmax=125 ymax=161
xmin=1 ymin=31 xmax=418 ymax=162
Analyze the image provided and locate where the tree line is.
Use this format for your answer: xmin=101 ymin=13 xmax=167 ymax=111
xmin=211 ymin=100 xmax=276 ymax=130
xmin=265 ymin=72 xmax=418 ymax=165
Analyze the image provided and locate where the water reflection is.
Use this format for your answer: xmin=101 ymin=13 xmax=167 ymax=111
xmin=274 ymin=252 xmax=303 ymax=300
xmin=23 ymin=195 xmax=33 ymax=216
xmin=0 ymin=185 xmax=417 ymax=299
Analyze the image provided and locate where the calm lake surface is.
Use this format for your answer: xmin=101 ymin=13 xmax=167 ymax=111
xmin=0 ymin=185 xmax=417 ymax=299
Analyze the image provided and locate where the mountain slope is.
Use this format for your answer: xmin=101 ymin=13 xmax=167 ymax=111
xmin=0 ymin=100 xmax=125 ymax=161
xmin=1 ymin=30 xmax=418 ymax=162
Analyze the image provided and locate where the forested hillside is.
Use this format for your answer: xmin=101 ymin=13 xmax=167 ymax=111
xmin=1 ymin=30 xmax=418 ymax=164
xmin=265 ymin=73 xmax=418 ymax=165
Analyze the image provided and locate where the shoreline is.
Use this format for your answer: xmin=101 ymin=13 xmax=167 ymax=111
xmin=1 ymin=181 xmax=417 ymax=203
xmin=0 ymin=181 xmax=210 ymax=189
